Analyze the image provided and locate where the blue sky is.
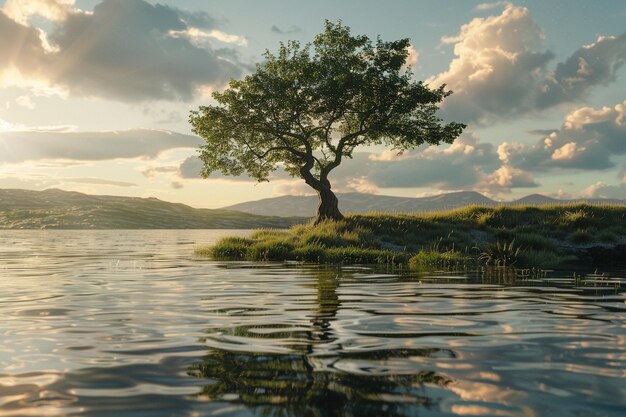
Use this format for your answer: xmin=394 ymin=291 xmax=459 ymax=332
xmin=0 ymin=0 xmax=625 ymax=207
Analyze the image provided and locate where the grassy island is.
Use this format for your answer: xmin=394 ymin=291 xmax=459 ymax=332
xmin=196 ymin=204 xmax=626 ymax=269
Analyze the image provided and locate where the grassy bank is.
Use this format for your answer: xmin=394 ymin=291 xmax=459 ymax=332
xmin=196 ymin=204 xmax=626 ymax=269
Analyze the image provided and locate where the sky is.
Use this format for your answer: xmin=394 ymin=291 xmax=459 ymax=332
xmin=0 ymin=0 xmax=625 ymax=208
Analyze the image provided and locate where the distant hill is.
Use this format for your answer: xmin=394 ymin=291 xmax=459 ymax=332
xmin=0 ymin=188 xmax=304 ymax=229
xmin=223 ymin=191 xmax=625 ymax=217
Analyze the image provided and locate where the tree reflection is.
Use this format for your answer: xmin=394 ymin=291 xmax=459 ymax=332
xmin=189 ymin=269 xmax=452 ymax=416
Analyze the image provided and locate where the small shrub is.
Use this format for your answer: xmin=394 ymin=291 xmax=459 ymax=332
xmin=561 ymin=209 xmax=593 ymax=228
xmin=475 ymin=211 xmax=494 ymax=227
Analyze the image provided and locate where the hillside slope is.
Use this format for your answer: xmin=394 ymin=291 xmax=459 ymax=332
xmin=223 ymin=191 xmax=624 ymax=217
xmin=0 ymin=188 xmax=303 ymax=229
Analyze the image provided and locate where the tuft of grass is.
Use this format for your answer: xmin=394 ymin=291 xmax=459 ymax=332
xmin=409 ymin=250 xmax=469 ymax=270
xmin=325 ymin=247 xmax=409 ymax=265
xmin=478 ymin=240 xmax=523 ymax=267
xmin=247 ymin=239 xmax=295 ymax=261
xmin=250 ymin=229 xmax=291 ymax=240
xmin=198 ymin=236 xmax=254 ymax=259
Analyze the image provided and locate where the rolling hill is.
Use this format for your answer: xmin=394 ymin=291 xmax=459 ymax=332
xmin=0 ymin=188 xmax=304 ymax=229
xmin=223 ymin=191 xmax=625 ymax=217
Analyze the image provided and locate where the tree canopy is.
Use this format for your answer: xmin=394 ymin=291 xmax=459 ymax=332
xmin=190 ymin=20 xmax=465 ymax=222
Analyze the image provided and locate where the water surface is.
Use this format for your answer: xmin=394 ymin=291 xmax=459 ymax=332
xmin=0 ymin=230 xmax=625 ymax=416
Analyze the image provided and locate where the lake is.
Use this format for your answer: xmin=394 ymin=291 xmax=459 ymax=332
xmin=0 ymin=230 xmax=625 ymax=417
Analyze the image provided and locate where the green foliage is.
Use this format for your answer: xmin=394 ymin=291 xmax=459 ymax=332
xmin=190 ymin=20 xmax=464 ymax=182
xmin=189 ymin=20 xmax=464 ymax=221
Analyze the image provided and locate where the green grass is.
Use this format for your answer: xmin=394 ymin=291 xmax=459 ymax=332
xmin=196 ymin=204 xmax=626 ymax=269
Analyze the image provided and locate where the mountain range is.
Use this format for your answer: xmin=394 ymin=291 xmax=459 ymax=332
xmin=0 ymin=188 xmax=303 ymax=229
xmin=1 ymin=188 xmax=623 ymax=229
xmin=223 ymin=191 xmax=625 ymax=217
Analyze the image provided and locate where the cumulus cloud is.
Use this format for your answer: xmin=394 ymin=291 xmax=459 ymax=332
xmin=430 ymin=5 xmax=626 ymax=123
xmin=501 ymin=100 xmax=626 ymax=172
xmin=0 ymin=129 xmax=202 ymax=163
xmin=2 ymin=0 xmax=77 ymax=24
xmin=0 ymin=12 xmax=49 ymax=82
xmin=580 ymin=182 xmax=626 ymax=199
xmin=483 ymin=165 xmax=537 ymax=189
xmin=429 ymin=5 xmax=553 ymax=123
xmin=538 ymin=34 xmax=626 ymax=109
xmin=0 ymin=0 xmax=243 ymax=102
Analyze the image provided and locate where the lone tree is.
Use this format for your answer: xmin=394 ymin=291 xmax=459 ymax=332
xmin=190 ymin=21 xmax=465 ymax=223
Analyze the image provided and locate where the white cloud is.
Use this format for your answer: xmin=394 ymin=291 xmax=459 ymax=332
xmin=475 ymin=1 xmax=512 ymax=11
xmin=15 ymin=95 xmax=35 ymax=109
xmin=2 ymin=0 xmax=77 ymax=24
xmin=344 ymin=176 xmax=379 ymax=194
xmin=169 ymin=27 xmax=248 ymax=47
xmin=551 ymin=142 xmax=585 ymax=161
xmin=579 ymin=181 xmax=626 ymax=199
xmin=484 ymin=165 xmax=537 ymax=189
xmin=273 ymin=180 xmax=316 ymax=196
xmin=430 ymin=5 xmax=626 ymax=123
xmin=0 ymin=129 xmax=202 ymax=163
xmin=429 ymin=5 xmax=553 ymax=123
xmin=538 ymin=33 xmax=626 ymax=108
xmin=496 ymin=100 xmax=626 ymax=172
xmin=0 ymin=0 xmax=243 ymax=102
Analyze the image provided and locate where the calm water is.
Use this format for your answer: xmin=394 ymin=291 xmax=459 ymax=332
xmin=0 ymin=230 xmax=625 ymax=417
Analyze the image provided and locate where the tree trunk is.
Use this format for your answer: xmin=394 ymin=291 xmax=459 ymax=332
xmin=315 ymin=186 xmax=344 ymax=224
xmin=299 ymin=165 xmax=344 ymax=224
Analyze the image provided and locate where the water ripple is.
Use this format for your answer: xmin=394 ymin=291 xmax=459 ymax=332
xmin=0 ymin=230 xmax=625 ymax=416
